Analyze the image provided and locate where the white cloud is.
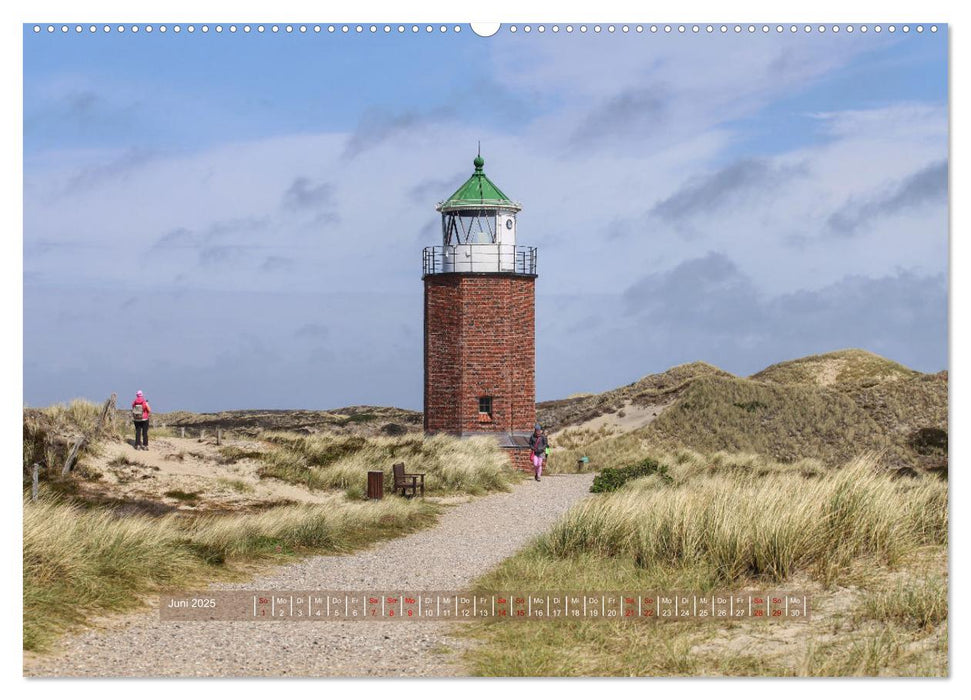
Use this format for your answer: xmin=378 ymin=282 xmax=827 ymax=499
xmin=23 ymin=32 xmax=948 ymax=407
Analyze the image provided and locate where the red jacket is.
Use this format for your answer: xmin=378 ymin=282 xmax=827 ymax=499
xmin=132 ymin=398 xmax=151 ymax=421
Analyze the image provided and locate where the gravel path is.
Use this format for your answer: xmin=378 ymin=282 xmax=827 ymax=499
xmin=25 ymin=473 xmax=595 ymax=678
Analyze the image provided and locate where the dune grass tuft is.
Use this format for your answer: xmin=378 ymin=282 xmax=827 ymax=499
xmin=538 ymin=454 xmax=945 ymax=586
xmin=258 ymin=432 xmax=519 ymax=495
xmin=215 ymin=477 xmax=255 ymax=494
xmin=460 ymin=452 xmax=948 ymax=676
xmin=23 ymin=494 xmax=438 ymax=652
xmin=858 ymin=575 xmax=948 ymax=630
xmin=23 ymin=399 xmax=127 ymax=479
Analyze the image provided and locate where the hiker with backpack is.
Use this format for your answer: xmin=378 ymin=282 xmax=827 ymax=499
xmin=529 ymin=423 xmax=548 ymax=482
xmin=131 ymin=390 xmax=151 ymax=450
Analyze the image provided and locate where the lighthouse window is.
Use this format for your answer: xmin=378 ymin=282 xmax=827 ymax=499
xmin=443 ymin=210 xmax=498 ymax=245
xmin=478 ymin=396 xmax=493 ymax=416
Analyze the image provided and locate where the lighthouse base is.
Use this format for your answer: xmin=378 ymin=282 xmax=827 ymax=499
xmin=502 ymin=446 xmax=535 ymax=472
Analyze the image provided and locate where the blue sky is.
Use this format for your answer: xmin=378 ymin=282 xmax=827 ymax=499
xmin=23 ymin=23 xmax=948 ymax=411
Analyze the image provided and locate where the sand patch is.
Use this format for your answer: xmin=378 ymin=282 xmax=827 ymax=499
xmin=550 ymin=399 xmax=671 ymax=441
xmin=84 ymin=435 xmax=336 ymax=510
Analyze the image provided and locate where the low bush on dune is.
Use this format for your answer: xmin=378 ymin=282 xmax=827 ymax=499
xmin=590 ymin=458 xmax=671 ymax=493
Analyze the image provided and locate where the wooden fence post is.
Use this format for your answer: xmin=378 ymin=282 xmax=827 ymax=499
xmin=201 ymin=429 xmax=206 ymax=441
xmin=98 ymin=393 xmax=117 ymax=428
xmin=31 ymin=463 xmax=40 ymax=501
xmin=181 ymin=427 xmax=186 ymax=438
xmin=62 ymin=437 xmax=86 ymax=476
xmin=216 ymin=429 xmax=221 ymax=446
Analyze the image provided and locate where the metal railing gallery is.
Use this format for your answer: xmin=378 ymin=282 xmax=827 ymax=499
xmin=422 ymin=245 xmax=538 ymax=276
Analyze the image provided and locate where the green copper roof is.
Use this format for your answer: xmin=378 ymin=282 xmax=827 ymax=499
xmin=437 ymin=155 xmax=521 ymax=212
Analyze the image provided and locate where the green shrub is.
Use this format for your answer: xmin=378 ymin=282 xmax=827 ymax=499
xmin=909 ymin=427 xmax=948 ymax=456
xmin=590 ymin=457 xmax=671 ymax=493
xmin=216 ymin=446 xmax=264 ymax=464
xmin=164 ymin=490 xmax=199 ymax=502
xmin=347 ymin=412 xmax=377 ymax=423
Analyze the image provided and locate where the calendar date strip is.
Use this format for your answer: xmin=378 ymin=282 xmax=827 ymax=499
xmin=160 ymin=591 xmax=811 ymax=622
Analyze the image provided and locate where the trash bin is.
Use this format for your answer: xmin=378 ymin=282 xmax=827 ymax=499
xmin=367 ymin=471 xmax=384 ymax=500
xmin=577 ymin=456 xmax=590 ymax=471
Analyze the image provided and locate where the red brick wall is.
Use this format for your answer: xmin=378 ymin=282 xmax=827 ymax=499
xmin=424 ymin=273 xmax=536 ymax=436
xmin=505 ymin=447 xmax=534 ymax=472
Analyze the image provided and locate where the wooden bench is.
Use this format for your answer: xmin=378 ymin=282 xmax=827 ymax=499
xmin=392 ymin=462 xmax=425 ymax=498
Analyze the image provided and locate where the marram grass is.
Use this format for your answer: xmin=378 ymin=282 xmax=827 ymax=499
xmin=258 ymin=432 xmax=520 ymax=495
xmin=858 ymin=575 xmax=948 ymax=630
xmin=538 ymin=454 xmax=946 ymax=586
xmin=23 ymin=495 xmax=437 ymax=652
xmin=459 ymin=452 xmax=948 ymax=677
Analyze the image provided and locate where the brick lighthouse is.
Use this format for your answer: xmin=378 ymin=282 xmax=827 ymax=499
xmin=422 ymin=153 xmax=537 ymax=470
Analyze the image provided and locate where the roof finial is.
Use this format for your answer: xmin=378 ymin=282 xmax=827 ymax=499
xmin=473 ymin=142 xmax=484 ymax=171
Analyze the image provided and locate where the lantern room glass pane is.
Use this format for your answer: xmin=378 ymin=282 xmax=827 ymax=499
xmin=442 ymin=210 xmax=497 ymax=245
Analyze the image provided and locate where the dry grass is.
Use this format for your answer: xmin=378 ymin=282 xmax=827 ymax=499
xmin=541 ymin=455 xmax=945 ymax=586
xmin=537 ymin=361 xmax=732 ymax=430
xmin=647 ymin=376 xmax=897 ymax=465
xmin=216 ymin=446 xmax=264 ymax=464
xmin=799 ymin=622 xmax=948 ymax=677
xmin=183 ymin=495 xmax=431 ymax=558
xmin=549 ymin=431 xmax=645 ymax=474
xmin=458 ymin=453 xmax=948 ymax=676
xmin=845 ymin=373 xmax=948 ymax=435
xmin=23 ymin=399 xmax=126 ymax=478
xmin=751 ymin=349 xmax=920 ymax=387
xmin=553 ymin=425 xmax=620 ymax=451
xmin=543 ymin=351 xmax=946 ymax=474
xmin=156 ymin=406 xmax=422 ymax=438
xmin=857 ymin=575 xmax=948 ymax=630
xmin=257 ymin=432 xmax=520 ymax=495
xmin=215 ymin=477 xmax=256 ymax=494
xmin=39 ymin=399 xmax=125 ymax=438
xmin=23 ymin=494 xmax=437 ymax=652
xmin=551 ymin=374 xmax=942 ymax=472
xmin=24 ymin=497 xmax=196 ymax=651
xmin=553 ymin=434 xmax=831 ymax=478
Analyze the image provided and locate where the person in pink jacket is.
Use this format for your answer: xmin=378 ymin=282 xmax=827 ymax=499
xmin=132 ymin=390 xmax=152 ymax=450
xmin=528 ymin=423 xmax=548 ymax=481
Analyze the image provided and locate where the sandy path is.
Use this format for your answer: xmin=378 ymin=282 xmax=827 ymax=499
xmin=25 ymin=473 xmax=595 ymax=678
